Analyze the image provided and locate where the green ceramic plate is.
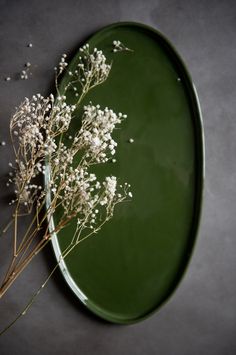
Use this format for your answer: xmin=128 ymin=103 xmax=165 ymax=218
xmin=47 ymin=22 xmax=204 ymax=324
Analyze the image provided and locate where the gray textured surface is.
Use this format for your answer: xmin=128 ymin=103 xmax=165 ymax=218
xmin=0 ymin=0 xmax=236 ymax=354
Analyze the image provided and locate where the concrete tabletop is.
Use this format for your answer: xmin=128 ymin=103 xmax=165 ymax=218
xmin=0 ymin=0 xmax=235 ymax=354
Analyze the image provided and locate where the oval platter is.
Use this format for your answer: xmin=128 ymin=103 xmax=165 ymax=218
xmin=47 ymin=22 xmax=204 ymax=324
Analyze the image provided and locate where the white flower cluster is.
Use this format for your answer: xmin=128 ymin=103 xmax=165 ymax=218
xmin=9 ymin=93 xmax=75 ymax=209
xmin=55 ymin=44 xmax=111 ymax=103
xmin=112 ymin=40 xmax=133 ymax=53
xmin=78 ymin=44 xmax=111 ymax=87
xmin=58 ymin=53 xmax=68 ymax=73
xmin=20 ymin=62 xmax=31 ymax=80
xmin=50 ymin=95 xmax=76 ymax=134
xmin=52 ymin=165 xmax=129 ymax=232
xmin=46 ymin=102 xmax=131 ymax=232
xmin=80 ymin=104 xmax=127 ymax=163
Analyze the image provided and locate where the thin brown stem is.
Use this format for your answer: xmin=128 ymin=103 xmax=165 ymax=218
xmin=0 ymin=218 xmax=14 ymax=238
xmin=13 ymin=206 xmax=18 ymax=256
xmin=0 ymin=255 xmax=17 ymax=287
xmin=0 ymin=260 xmax=59 ymax=336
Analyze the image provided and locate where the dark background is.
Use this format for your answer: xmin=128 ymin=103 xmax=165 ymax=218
xmin=0 ymin=0 xmax=235 ymax=354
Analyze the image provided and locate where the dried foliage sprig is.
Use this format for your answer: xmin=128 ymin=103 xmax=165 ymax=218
xmin=112 ymin=40 xmax=133 ymax=53
xmin=0 ymin=43 xmax=132 ymax=325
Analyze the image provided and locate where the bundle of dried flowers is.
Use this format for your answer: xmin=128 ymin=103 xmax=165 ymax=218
xmin=0 ymin=43 xmax=131 ymax=333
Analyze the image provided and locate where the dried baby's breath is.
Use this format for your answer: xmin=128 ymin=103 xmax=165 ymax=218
xmin=112 ymin=40 xmax=133 ymax=53
xmin=0 ymin=43 xmax=132 ymax=315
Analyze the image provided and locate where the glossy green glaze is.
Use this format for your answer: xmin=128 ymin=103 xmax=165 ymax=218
xmin=49 ymin=22 xmax=204 ymax=323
